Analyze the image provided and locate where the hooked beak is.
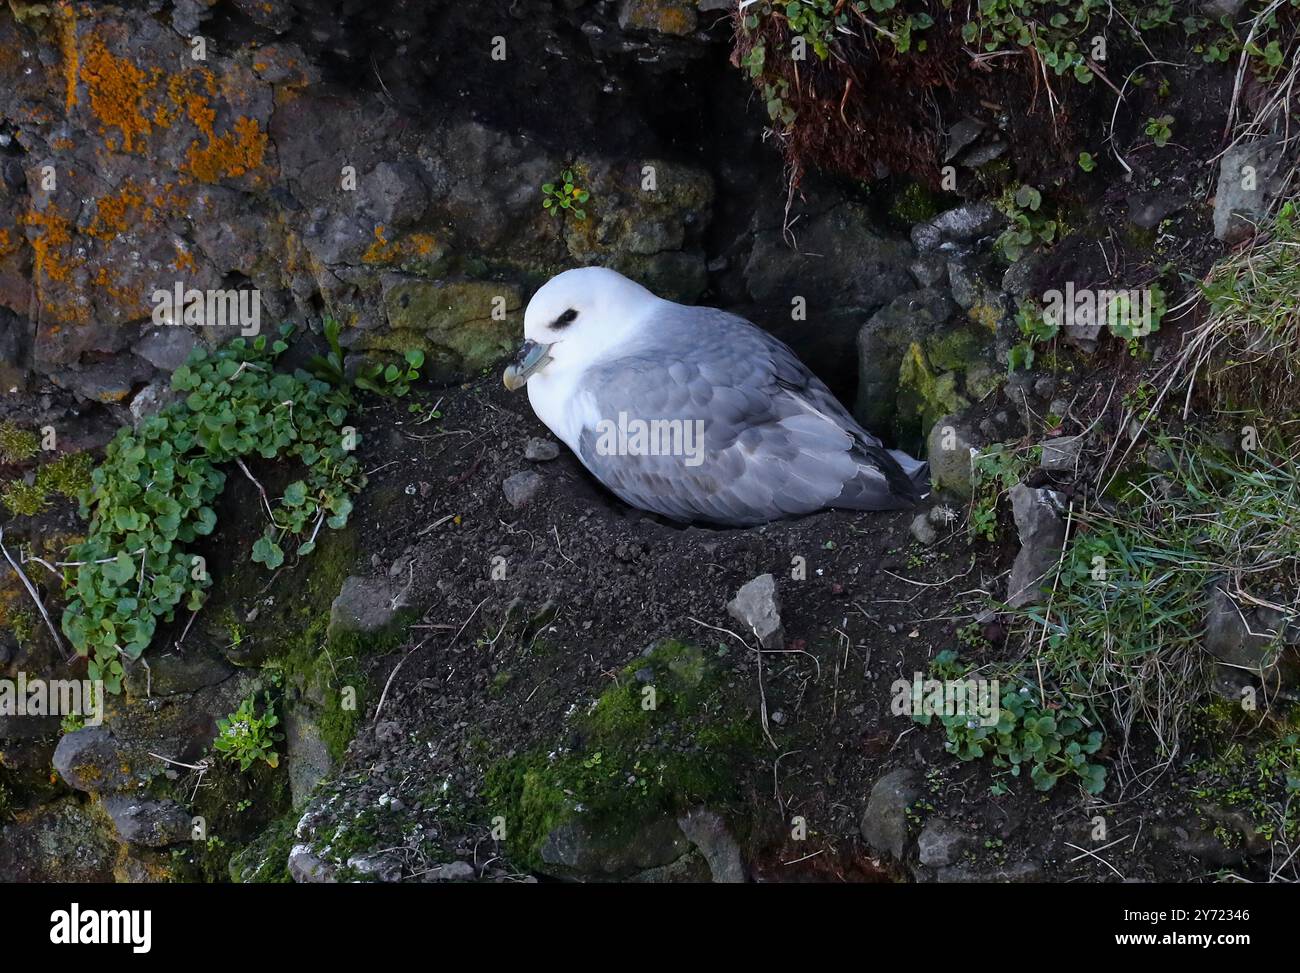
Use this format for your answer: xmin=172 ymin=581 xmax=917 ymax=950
xmin=503 ymin=339 xmax=554 ymax=391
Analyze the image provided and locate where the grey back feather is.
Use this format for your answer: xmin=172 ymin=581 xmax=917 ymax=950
xmin=573 ymin=305 xmax=926 ymax=526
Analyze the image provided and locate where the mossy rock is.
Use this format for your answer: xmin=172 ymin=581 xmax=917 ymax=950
xmin=897 ymin=342 xmax=971 ymax=443
xmin=375 ymin=277 xmax=523 ymax=379
xmin=483 ymin=640 xmax=758 ymax=877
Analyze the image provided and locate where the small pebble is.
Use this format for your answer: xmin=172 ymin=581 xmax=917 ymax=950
xmin=524 ymin=437 xmax=560 ymax=462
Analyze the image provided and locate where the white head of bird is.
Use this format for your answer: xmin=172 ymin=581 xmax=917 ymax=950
xmin=503 ymin=267 xmax=660 ymax=393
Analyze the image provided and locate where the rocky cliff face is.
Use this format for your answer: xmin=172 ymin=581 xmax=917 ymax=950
xmin=1 ymin=1 xmax=1297 ymax=885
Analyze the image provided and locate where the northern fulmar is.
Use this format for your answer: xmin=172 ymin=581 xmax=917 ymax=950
xmin=503 ymin=267 xmax=928 ymax=527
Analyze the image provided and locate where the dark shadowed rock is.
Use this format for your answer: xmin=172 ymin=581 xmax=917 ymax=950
xmin=124 ymin=648 xmax=233 ymax=699
xmin=101 ymin=796 xmax=192 ymax=847
xmin=917 ymin=817 xmax=967 ymax=867
xmin=860 ymin=767 xmax=921 ymax=859
xmin=540 ymin=815 xmax=692 ymax=881
xmin=677 ymin=807 xmax=747 ymax=883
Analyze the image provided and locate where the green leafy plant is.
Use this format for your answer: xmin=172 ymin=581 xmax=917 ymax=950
xmin=308 ymin=317 xmax=424 ymax=399
xmin=914 ymin=650 xmax=1107 ymax=794
xmin=1077 ymin=151 xmax=1096 ymax=172
xmin=1008 ymin=301 xmax=1060 ymax=373
xmin=1144 ymin=114 xmax=1174 ymax=147
xmin=60 ymin=329 xmax=363 ymax=693
xmin=542 ymin=169 xmax=590 ymax=221
xmin=214 ymin=692 xmax=282 ymax=771
xmin=355 ymin=349 xmax=424 ymax=399
xmin=996 ymin=184 xmax=1060 ymax=262
xmin=969 ymin=442 xmax=1036 ymax=542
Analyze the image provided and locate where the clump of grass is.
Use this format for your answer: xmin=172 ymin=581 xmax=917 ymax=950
xmin=1014 ymin=429 xmax=1300 ymax=756
xmin=1191 ymin=200 xmax=1300 ymax=411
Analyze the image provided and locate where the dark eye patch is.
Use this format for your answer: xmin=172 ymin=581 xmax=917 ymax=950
xmin=551 ymin=308 xmax=578 ymax=329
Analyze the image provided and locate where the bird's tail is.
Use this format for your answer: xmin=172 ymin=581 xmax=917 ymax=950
xmin=888 ymin=449 xmax=931 ymax=501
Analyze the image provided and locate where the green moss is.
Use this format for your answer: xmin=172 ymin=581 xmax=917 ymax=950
xmin=1 ymin=479 xmax=49 ymax=516
xmin=924 ymin=328 xmax=986 ymax=371
xmin=897 ymin=342 xmax=971 ymax=436
xmin=228 ymin=807 xmax=297 ymax=883
xmin=35 ymin=451 xmax=94 ymax=500
xmin=484 ymin=640 xmax=759 ymax=871
xmin=889 ymin=181 xmax=943 ymax=225
xmin=0 ymin=422 xmax=40 ymax=464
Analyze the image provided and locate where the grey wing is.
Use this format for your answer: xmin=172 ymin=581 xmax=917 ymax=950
xmin=572 ymin=307 xmax=923 ymax=527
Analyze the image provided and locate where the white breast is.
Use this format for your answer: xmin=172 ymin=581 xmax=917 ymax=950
xmin=526 ymin=368 xmax=602 ymax=456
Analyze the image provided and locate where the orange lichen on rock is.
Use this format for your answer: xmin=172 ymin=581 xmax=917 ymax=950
xmin=361 ymin=225 xmax=443 ymax=266
xmin=171 ymin=245 xmax=197 ymax=272
xmin=159 ymin=69 xmax=218 ymax=136
xmin=22 ymin=205 xmax=90 ymax=324
xmin=92 ymin=265 xmax=143 ymax=315
xmin=88 ymin=181 xmax=148 ymax=240
xmin=0 ymin=228 xmax=18 ymax=261
xmin=185 ymin=115 xmax=268 ymax=183
xmin=80 ymin=36 xmax=159 ymax=153
xmin=23 ymin=207 xmax=75 ymax=285
xmin=54 ymin=1 xmax=80 ymax=112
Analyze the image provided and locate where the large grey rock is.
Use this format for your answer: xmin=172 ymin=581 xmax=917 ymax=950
xmin=1007 ymin=485 xmax=1067 ymax=607
xmin=101 ymin=796 xmax=192 ymax=847
xmin=52 ymin=726 xmax=132 ymax=793
xmin=1214 ymin=137 xmax=1288 ymax=243
xmin=911 ymin=202 xmax=1005 ymax=254
xmin=1203 ymin=586 xmax=1287 ymax=675
xmin=132 ymin=327 xmax=199 ymax=372
xmin=925 ymin=414 xmax=978 ymax=498
xmin=539 ymin=815 xmax=692 ymax=881
xmin=288 ymin=844 xmax=338 ymax=883
xmin=860 ymin=767 xmax=921 ymax=860
xmin=726 ymin=574 xmax=784 ymax=650
xmin=855 ymin=288 xmax=958 ymax=434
